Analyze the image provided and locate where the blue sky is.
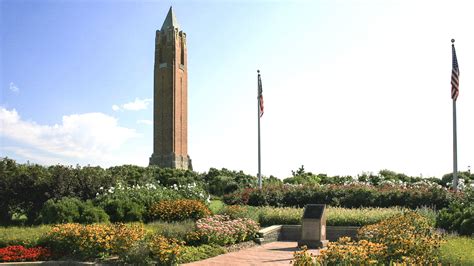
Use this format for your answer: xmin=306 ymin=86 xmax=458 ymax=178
xmin=1 ymin=0 xmax=473 ymax=178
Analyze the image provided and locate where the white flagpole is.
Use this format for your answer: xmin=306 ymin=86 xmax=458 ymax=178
xmin=257 ymin=70 xmax=262 ymax=189
xmin=452 ymin=98 xmax=458 ymax=191
xmin=451 ymin=39 xmax=459 ymax=191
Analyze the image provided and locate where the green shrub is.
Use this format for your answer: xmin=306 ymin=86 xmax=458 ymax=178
xmin=102 ymin=199 xmax=144 ymax=222
xmin=437 ymin=188 xmax=474 ymax=236
xmin=224 ymin=183 xmax=454 ymax=210
xmin=78 ymin=204 xmax=109 ymax=224
xmin=40 ymin=197 xmax=81 ymax=224
xmin=40 ymin=197 xmax=109 ymax=224
xmin=178 ymin=244 xmax=226 ymax=264
xmin=209 ymin=199 xmax=225 ymax=214
xmin=148 ymin=199 xmax=211 ymax=222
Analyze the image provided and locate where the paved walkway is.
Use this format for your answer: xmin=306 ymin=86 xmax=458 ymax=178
xmin=183 ymin=241 xmax=320 ymax=266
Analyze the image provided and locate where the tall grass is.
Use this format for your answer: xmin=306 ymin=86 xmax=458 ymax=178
xmin=439 ymin=236 xmax=474 ymax=265
xmin=218 ymin=205 xmax=437 ymax=227
xmin=145 ymin=220 xmax=195 ymax=241
xmin=0 ymin=225 xmax=52 ymax=247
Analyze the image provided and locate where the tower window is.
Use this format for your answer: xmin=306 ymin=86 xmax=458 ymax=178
xmin=180 ymin=40 xmax=185 ymax=66
xmin=159 ymin=47 xmax=164 ymax=63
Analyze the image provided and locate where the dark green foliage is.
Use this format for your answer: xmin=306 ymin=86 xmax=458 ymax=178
xmin=107 ymin=164 xmax=155 ymax=186
xmin=40 ymin=197 xmax=109 ymax=224
xmin=263 ymin=175 xmax=283 ymax=186
xmin=437 ymin=188 xmax=474 ymax=236
xmin=203 ymin=168 xmax=256 ymax=196
xmin=78 ymin=204 xmax=110 ymax=224
xmin=283 ymin=165 xmax=321 ymax=185
xmin=102 ymin=199 xmax=145 ymax=222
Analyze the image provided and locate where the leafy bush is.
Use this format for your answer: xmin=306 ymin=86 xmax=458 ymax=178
xmin=148 ymin=199 xmax=211 ymax=222
xmin=437 ymin=188 xmax=474 ymax=236
xmin=283 ymin=165 xmax=321 ymax=185
xmin=178 ymin=244 xmax=226 ymax=264
xmin=40 ymin=197 xmax=109 ymax=224
xmin=148 ymin=234 xmax=183 ymax=266
xmin=224 ymin=182 xmax=454 ymax=210
xmin=195 ymin=215 xmax=259 ymax=246
xmin=203 ymin=168 xmax=256 ymax=196
xmin=0 ymin=245 xmax=51 ymax=262
xmin=358 ymin=211 xmax=442 ymax=264
xmin=102 ymin=199 xmax=145 ymax=222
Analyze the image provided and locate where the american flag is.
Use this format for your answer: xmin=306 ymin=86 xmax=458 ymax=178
xmin=258 ymin=72 xmax=264 ymax=117
xmin=451 ymin=42 xmax=460 ymax=101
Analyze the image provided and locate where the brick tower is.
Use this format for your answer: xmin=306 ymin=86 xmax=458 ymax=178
xmin=149 ymin=7 xmax=192 ymax=170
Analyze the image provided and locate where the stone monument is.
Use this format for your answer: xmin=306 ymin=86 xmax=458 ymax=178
xmin=298 ymin=204 xmax=329 ymax=248
xmin=149 ymin=7 xmax=192 ymax=170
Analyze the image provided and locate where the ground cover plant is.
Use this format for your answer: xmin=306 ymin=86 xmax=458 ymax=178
xmin=177 ymin=244 xmax=226 ymax=264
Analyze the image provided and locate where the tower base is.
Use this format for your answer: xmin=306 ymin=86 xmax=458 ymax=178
xmin=149 ymin=153 xmax=192 ymax=170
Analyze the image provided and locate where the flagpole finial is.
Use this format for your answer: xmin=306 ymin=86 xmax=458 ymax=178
xmin=451 ymin=39 xmax=455 ymax=43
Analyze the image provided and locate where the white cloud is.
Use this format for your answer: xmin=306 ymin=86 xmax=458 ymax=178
xmin=111 ymin=98 xmax=152 ymax=112
xmin=2 ymin=146 xmax=69 ymax=165
xmin=137 ymin=119 xmax=153 ymax=125
xmin=9 ymin=82 xmax=19 ymax=93
xmin=0 ymin=107 xmax=138 ymax=161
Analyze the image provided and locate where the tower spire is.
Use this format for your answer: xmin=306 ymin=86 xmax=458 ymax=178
xmin=161 ymin=6 xmax=180 ymax=31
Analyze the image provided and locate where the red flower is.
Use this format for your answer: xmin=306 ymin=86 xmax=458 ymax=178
xmin=0 ymin=245 xmax=51 ymax=262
